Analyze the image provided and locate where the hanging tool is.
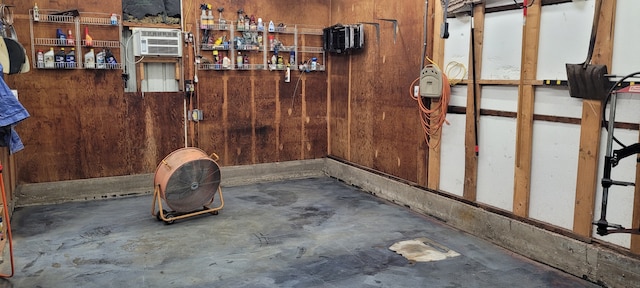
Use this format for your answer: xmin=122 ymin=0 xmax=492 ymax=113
xmin=441 ymin=0 xmax=450 ymax=38
xmin=470 ymin=5 xmax=479 ymax=156
xmin=565 ymin=0 xmax=609 ymax=100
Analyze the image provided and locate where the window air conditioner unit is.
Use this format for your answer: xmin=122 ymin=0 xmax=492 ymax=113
xmin=132 ymin=28 xmax=183 ymax=57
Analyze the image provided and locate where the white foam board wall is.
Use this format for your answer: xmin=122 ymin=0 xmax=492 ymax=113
xmin=481 ymin=9 xmax=522 ymax=80
xmin=439 ymin=113 xmax=467 ymax=197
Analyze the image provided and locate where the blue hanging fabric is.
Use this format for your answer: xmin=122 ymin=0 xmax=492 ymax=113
xmin=0 ymin=63 xmax=29 ymax=154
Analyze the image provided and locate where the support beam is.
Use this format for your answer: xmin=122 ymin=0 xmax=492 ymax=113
xmin=513 ymin=1 xmax=542 ymax=217
xmin=633 ymin=130 xmax=640 ymax=253
xmin=463 ymin=4 xmax=485 ymax=201
xmin=427 ymin=0 xmax=447 ymax=190
xmin=573 ymin=0 xmax=616 ymax=238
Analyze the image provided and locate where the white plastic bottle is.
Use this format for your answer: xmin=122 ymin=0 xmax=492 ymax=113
xmin=36 ymin=50 xmax=44 ymax=68
xmin=84 ymin=48 xmax=95 ymax=69
xmin=96 ymin=50 xmax=106 ymax=69
xmin=44 ymin=47 xmax=54 ymax=68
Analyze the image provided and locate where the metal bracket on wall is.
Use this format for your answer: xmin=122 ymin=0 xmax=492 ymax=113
xmin=358 ymin=22 xmax=380 ymax=47
xmin=377 ymin=18 xmax=398 ymax=44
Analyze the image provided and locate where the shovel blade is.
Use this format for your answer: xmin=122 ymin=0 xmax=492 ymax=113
xmin=565 ymin=63 xmax=610 ymax=101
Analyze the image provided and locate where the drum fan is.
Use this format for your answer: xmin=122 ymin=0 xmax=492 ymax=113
xmin=152 ymin=147 xmax=224 ymax=224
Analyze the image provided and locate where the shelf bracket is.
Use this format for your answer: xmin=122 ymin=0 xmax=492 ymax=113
xmin=377 ymin=18 xmax=398 ymax=44
xmin=358 ymin=22 xmax=380 ymax=47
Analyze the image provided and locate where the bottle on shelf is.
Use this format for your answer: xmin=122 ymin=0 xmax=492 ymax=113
xmin=44 ymin=47 xmax=54 ymax=68
xmin=84 ymin=27 xmax=93 ymax=47
xmin=236 ymin=9 xmax=244 ymax=30
xmin=217 ymin=7 xmax=226 ymax=29
xmin=200 ymin=9 xmax=207 ymax=29
xmin=67 ymin=29 xmax=75 ymax=46
xmin=289 ymin=51 xmax=295 ymax=66
xmin=249 ymin=15 xmax=256 ymax=31
xmin=243 ymin=54 xmax=249 ymax=68
xmin=36 ymin=50 xmax=44 ymax=68
xmin=243 ymin=15 xmax=250 ymax=31
xmin=55 ymin=47 xmax=66 ymax=69
xmin=222 ymin=56 xmax=231 ymax=69
xmin=105 ymin=49 xmax=117 ymax=68
xmin=268 ymin=21 xmax=275 ymax=32
xmin=84 ymin=48 xmax=95 ymax=69
xmin=257 ymin=18 xmax=264 ymax=31
xmin=311 ymin=57 xmax=318 ymax=71
xmin=236 ymin=52 xmax=243 ymax=69
xmin=96 ymin=49 xmax=106 ymax=69
xmin=110 ymin=13 xmax=118 ymax=25
xmin=33 ymin=3 xmax=40 ymax=22
xmin=56 ymin=28 xmax=66 ymax=45
xmin=207 ymin=10 xmax=214 ymax=27
xmin=65 ymin=47 xmax=76 ymax=69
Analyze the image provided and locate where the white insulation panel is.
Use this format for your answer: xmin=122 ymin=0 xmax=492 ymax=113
xmin=439 ymin=113 xmax=467 ymax=197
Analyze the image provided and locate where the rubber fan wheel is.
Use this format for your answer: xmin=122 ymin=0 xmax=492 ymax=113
xmin=164 ymin=158 xmax=221 ymax=213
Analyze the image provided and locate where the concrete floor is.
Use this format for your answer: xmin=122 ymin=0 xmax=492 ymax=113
xmin=0 ymin=177 xmax=599 ymax=287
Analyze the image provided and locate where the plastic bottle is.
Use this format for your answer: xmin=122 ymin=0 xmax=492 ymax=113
xmin=243 ymin=54 xmax=249 ymax=68
xmin=268 ymin=21 xmax=275 ymax=32
xmin=56 ymin=28 xmax=66 ymax=45
xmin=222 ymin=56 xmax=230 ymax=69
xmin=84 ymin=48 xmax=95 ymax=69
xmin=206 ymin=10 xmax=213 ymax=26
xmin=84 ymin=27 xmax=93 ymax=47
xmin=55 ymin=47 xmax=66 ymax=68
xmin=244 ymin=15 xmax=250 ymax=31
xmin=65 ymin=47 xmax=76 ymax=68
xmin=311 ymin=57 xmax=318 ymax=70
xmin=44 ymin=47 xmax=54 ymax=68
xmin=105 ymin=49 xmax=117 ymax=68
xmin=110 ymin=13 xmax=118 ymax=25
xmin=257 ymin=18 xmax=263 ymax=31
xmin=236 ymin=52 xmax=243 ymax=69
xmin=33 ymin=3 xmax=40 ymax=22
xmin=96 ymin=49 xmax=106 ymax=69
xmin=289 ymin=51 xmax=295 ymax=66
xmin=200 ymin=10 xmax=207 ymax=29
xmin=67 ymin=29 xmax=74 ymax=46
xmin=36 ymin=50 xmax=44 ymax=68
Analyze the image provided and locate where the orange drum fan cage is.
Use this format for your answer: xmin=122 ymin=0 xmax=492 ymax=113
xmin=152 ymin=147 xmax=224 ymax=224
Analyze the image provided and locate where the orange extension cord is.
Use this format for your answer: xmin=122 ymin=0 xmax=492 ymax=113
xmin=409 ymin=72 xmax=451 ymax=149
xmin=0 ymin=163 xmax=14 ymax=278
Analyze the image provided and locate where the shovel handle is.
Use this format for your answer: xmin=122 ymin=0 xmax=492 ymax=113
xmin=584 ymin=0 xmax=603 ymax=67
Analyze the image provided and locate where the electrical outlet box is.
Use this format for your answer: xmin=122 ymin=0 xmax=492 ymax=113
xmin=419 ymin=65 xmax=443 ymax=98
xmin=188 ymin=109 xmax=203 ymax=122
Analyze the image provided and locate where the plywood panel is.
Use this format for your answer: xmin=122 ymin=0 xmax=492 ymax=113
xmin=254 ymin=76 xmax=278 ymax=163
xmin=226 ymin=76 xmax=253 ymax=165
xmin=304 ymin=76 xmax=327 ymax=159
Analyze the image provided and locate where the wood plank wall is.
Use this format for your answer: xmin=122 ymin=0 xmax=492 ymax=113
xmin=329 ymin=0 xmax=427 ymax=184
xmin=4 ymin=0 xmax=330 ymax=184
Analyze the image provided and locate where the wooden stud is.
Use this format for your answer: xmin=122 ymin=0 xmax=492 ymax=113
xmin=301 ymin=77 xmax=307 ymax=159
xmin=463 ymin=4 xmax=485 ymax=201
xmin=275 ymin=77 xmax=282 ymax=162
xmin=513 ymin=1 xmax=542 ymax=217
xmin=222 ymin=75 xmax=229 ymax=166
xmin=573 ymin=0 xmax=616 ymax=238
xmin=251 ymin=76 xmax=257 ymax=164
xmin=632 ymin=131 xmax=640 ymax=253
xmin=347 ymin=54 xmax=353 ymax=161
xmin=427 ymin=0 xmax=447 ymax=190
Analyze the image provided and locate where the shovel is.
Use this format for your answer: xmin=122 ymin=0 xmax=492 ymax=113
xmin=566 ymin=0 xmax=609 ymax=101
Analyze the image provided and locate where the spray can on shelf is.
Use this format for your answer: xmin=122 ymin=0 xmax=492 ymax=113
xmin=84 ymin=48 xmax=95 ymax=69
xmin=33 ymin=3 xmax=40 ymax=21
xmin=67 ymin=29 xmax=74 ymax=46
xmin=36 ymin=50 xmax=44 ymax=68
